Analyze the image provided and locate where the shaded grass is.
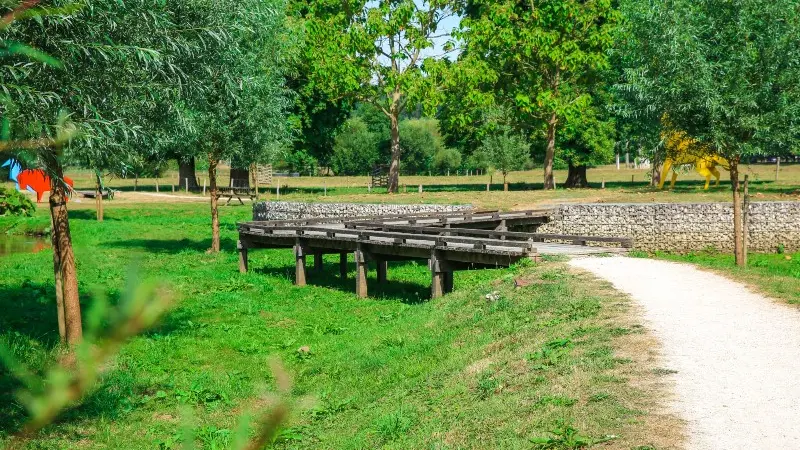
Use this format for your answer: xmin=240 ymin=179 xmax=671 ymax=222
xmin=0 ymin=203 xmax=680 ymax=449
xmin=639 ymin=250 xmax=800 ymax=305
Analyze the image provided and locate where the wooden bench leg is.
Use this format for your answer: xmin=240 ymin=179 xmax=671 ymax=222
xmin=355 ymin=246 xmax=368 ymax=298
xmin=238 ymin=240 xmax=248 ymax=273
xmin=225 ymin=195 xmax=233 ymax=206
xmin=294 ymin=244 xmax=307 ymax=286
xmin=339 ymin=252 xmax=348 ymax=279
xmin=376 ymin=260 xmax=387 ymax=283
xmin=237 ymin=195 xmax=244 ymax=206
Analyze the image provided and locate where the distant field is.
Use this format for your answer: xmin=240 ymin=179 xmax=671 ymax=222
xmin=3 ymin=163 xmax=799 ymax=211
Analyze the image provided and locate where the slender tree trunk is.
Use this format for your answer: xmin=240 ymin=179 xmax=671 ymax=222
xmin=178 ymin=157 xmax=200 ymax=191
xmin=730 ymin=159 xmax=744 ymax=266
xmin=208 ymin=153 xmax=220 ymax=253
xmin=49 ymin=172 xmax=82 ymax=345
xmin=564 ymin=163 xmax=589 ymax=188
xmin=388 ymin=113 xmax=401 ymax=194
xmin=95 ymin=176 xmax=104 ymax=222
xmin=50 ymin=212 xmax=66 ymax=343
xmin=543 ymin=113 xmax=558 ymax=190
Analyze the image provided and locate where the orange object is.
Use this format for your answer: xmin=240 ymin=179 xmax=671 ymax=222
xmin=17 ymin=169 xmax=74 ymax=203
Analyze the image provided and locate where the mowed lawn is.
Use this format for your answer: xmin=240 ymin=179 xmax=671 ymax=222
xmin=0 ymin=203 xmax=681 ymax=449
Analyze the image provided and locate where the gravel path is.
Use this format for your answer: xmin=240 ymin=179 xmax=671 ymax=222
xmin=569 ymin=256 xmax=800 ymax=450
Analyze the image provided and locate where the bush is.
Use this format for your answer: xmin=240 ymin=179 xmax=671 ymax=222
xmin=432 ymin=147 xmax=462 ymax=174
xmin=0 ymin=187 xmax=35 ymax=216
xmin=398 ymin=119 xmax=439 ymax=175
xmin=331 ymin=118 xmax=381 ymax=175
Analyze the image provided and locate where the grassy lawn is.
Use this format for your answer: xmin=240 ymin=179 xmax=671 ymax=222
xmin=641 ymin=250 xmax=800 ymax=306
xmin=6 ymin=163 xmax=798 ymax=212
xmin=0 ymin=203 xmax=682 ymax=449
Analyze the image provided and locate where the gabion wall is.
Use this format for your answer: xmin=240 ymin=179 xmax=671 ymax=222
xmin=537 ymin=202 xmax=800 ymax=253
xmin=253 ymin=201 xmax=472 ymax=222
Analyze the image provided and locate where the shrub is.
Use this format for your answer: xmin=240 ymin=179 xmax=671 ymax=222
xmin=0 ymin=187 xmax=35 ymax=216
xmin=331 ymin=118 xmax=381 ymax=175
xmin=398 ymin=120 xmax=438 ymax=175
xmin=432 ymin=147 xmax=462 ymax=174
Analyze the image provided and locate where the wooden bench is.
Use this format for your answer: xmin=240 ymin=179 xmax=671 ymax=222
xmin=216 ymin=187 xmax=256 ymax=205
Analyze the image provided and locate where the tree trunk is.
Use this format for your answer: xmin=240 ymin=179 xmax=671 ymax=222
xmin=388 ymin=113 xmax=401 ymax=194
xmin=730 ymin=159 xmax=744 ymax=266
xmin=208 ymin=153 xmax=220 ymax=253
xmin=95 ymin=175 xmax=104 ymax=222
xmin=543 ymin=113 xmax=557 ymax=190
xmin=564 ymin=164 xmax=589 ymax=188
xmin=178 ymin=157 xmax=200 ymax=191
xmin=49 ymin=174 xmax=82 ymax=345
xmin=50 ymin=212 xmax=66 ymax=343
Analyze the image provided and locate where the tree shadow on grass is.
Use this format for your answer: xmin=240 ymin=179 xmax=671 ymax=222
xmin=68 ymin=209 xmax=121 ymax=221
xmin=254 ymin=259 xmax=432 ymax=305
xmin=107 ymin=237 xmax=237 ymax=254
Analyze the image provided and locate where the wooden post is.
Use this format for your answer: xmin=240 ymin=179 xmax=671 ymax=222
xmin=776 ymin=157 xmax=781 ymax=181
xmin=418 ymin=184 xmax=423 ymax=194
xmin=324 ymin=183 xmax=327 ymax=196
xmin=314 ymin=252 xmax=323 ymax=273
xmin=276 ymin=184 xmax=280 ymax=198
xmin=444 ymin=271 xmax=454 ymax=294
xmin=616 ymin=154 xmax=620 ymax=170
xmin=355 ymin=245 xmax=368 ymax=298
xmin=601 ymin=179 xmax=606 ymax=189
xmin=376 ymin=260 xmax=387 ymax=284
xmin=294 ymin=242 xmax=307 ymax=286
xmin=156 ymin=180 xmax=159 ymax=193
xmin=185 ymin=178 xmax=189 ymax=192
xmin=339 ymin=252 xmax=348 ymax=279
xmin=486 ymin=183 xmax=490 ymax=192
xmin=368 ymin=184 xmax=372 ymax=193
xmin=625 ymin=152 xmax=630 ymax=168
xmin=743 ymin=175 xmax=750 ymax=266
xmin=430 ymin=251 xmax=445 ymax=299
xmin=172 ymin=184 xmax=175 ymax=193
xmin=238 ymin=240 xmax=248 ymax=273
xmin=203 ymin=178 xmax=207 ymax=196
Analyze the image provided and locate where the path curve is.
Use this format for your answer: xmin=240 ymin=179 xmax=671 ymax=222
xmin=569 ymin=256 xmax=800 ymax=450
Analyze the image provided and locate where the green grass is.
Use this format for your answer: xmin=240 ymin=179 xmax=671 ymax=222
xmin=0 ymin=203 xmax=674 ymax=449
xmin=642 ymin=250 xmax=800 ymax=305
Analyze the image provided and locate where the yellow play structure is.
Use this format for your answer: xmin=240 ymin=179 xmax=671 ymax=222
xmin=658 ymin=127 xmax=729 ymax=190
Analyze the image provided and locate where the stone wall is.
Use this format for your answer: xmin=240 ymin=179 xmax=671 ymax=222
xmin=253 ymin=201 xmax=472 ymax=222
xmin=538 ymin=202 xmax=800 ymax=252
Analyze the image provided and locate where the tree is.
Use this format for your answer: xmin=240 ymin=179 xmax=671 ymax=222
xmin=474 ymin=130 xmax=530 ymax=189
xmin=297 ymin=0 xmax=456 ymax=192
xmin=165 ymin=0 xmax=291 ymax=252
xmin=457 ymin=0 xmax=618 ymax=189
xmin=559 ymin=100 xmax=616 ymax=188
xmin=619 ymin=0 xmax=800 ymax=265
xmin=432 ymin=147 xmax=462 ymax=174
xmin=0 ymin=0 xmax=187 ymax=345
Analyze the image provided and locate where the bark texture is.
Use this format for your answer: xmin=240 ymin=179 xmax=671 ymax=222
xmin=564 ymin=164 xmax=589 ymax=188
xmin=543 ymin=114 xmax=557 ymax=190
xmin=178 ymin=157 xmax=200 ymax=191
xmin=208 ymin=154 xmax=220 ymax=253
xmin=388 ymin=113 xmax=401 ymax=194
xmin=49 ymin=175 xmax=82 ymax=345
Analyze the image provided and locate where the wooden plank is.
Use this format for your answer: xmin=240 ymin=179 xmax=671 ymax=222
xmin=339 ymin=253 xmax=348 ymax=279
xmin=376 ymin=260 xmax=387 ymax=283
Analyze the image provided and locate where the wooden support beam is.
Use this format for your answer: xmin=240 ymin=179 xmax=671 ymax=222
xmin=294 ymin=242 xmax=307 ymax=286
xmin=238 ymin=240 xmax=248 ymax=273
xmin=355 ymin=245 xmax=368 ymax=298
xmin=377 ymin=260 xmax=388 ymax=283
xmin=444 ymin=271 xmax=454 ymax=294
xmin=314 ymin=252 xmax=323 ymax=272
xmin=339 ymin=252 xmax=348 ymax=279
xmin=430 ymin=250 xmax=446 ymax=299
